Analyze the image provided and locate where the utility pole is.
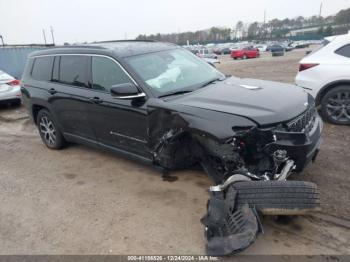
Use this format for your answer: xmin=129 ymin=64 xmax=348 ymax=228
xmin=319 ymin=2 xmax=323 ymax=17
xmin=42 ymin=29 xmax=47 ymax=45
xmin=50 ymin=26 xmax=55 ymax=45
xmin=0 ymin=35 xmax=4 ymax=46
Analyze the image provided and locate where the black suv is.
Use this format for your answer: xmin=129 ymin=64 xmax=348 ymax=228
xmin=21 ymin=41 xmax=322 ymax=184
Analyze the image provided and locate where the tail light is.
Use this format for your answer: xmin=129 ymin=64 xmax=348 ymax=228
xmin=299 ymin=63 xmax=319 ymax=72
xmin=7 ymin=79 xmax=20 ymax=86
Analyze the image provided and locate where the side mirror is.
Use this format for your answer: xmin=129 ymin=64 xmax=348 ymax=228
xmin=110 ymin=83 xmax=146 ymax=99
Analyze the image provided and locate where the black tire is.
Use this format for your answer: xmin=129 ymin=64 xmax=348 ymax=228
xmin=36 ymin=109 xmax=66 ymax=150
xmin=242 ymin=54 xmax=247 ymax=59
xmin=320 ymin=85 xmax=350 ymax=125
xmin=228 ymin=181 xmax=320 ymax=215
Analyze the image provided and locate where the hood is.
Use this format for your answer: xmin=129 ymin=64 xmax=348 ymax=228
xmin=172 ymin=76 xmax=309 ymax=125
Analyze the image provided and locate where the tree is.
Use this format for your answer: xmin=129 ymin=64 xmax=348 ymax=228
xmin=335 ymin=8 xmax=350 ymax=25
xmin=248 ymin=22 xmax=259 ymax=38
xmin=324 ymin=25 xmax=333 ymax=36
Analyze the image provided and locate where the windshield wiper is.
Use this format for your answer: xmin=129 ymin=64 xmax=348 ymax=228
xmin=159 ymin=90 xmax=193 ymax=98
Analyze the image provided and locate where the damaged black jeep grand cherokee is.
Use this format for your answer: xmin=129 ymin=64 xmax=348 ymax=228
xmin=21 ymin=41 xmax=322 ymax=255
xmin=21 ymin=40 xmax=322 ymax=184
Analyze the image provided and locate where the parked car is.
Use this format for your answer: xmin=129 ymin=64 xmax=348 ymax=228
xmin=296 ymin=33 xmax=350 ymax=124
xmin=0 ymin=70 xmax=21 ymax=106
xmin=219 ymin=47 xmax=232 ymax=55
xmin=22 ymin=40 xmax=321 ymax=184
xmin=292 ymin=41 xmax=310 ymax=49
xmin=269 ymin=44 xmax=285 ymax=56
xmin=197 ymin=49 xmax=218 ymax=59
xmin=21 ymin=41 xmax=322 ymax=255
xmin=255 ymin=45 xmax=268 ymax=52
xmin=231 ymin=47 xmax=259 ymax=59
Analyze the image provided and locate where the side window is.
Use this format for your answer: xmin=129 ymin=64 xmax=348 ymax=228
xmin=335 ymin=44 xmax=350 ymax=58
xmin=31 ymin=57 xmax=54 ymax=81
xmin=91 ymin=56 xmax=132 ymax=92
xmin=59 ymin=56 xmax=89 ymax=88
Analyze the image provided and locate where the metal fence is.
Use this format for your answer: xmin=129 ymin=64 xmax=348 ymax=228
xmin=0 ymin=46 xmax=51 ymax=79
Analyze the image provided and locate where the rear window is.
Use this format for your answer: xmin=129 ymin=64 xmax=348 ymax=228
xmin=31 ymin=57 xmax=54 ymax=81
xmin=59 ymin=56 xmax=89 ymax=88
xmin=335 ymin=44 xmax=350 ymax=58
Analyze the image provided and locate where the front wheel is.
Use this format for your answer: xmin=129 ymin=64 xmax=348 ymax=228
xmin=321 ymin=85 xmax=350 ymax=125
xmin=242 ymin=54 xmax=247 ymax=59
xmin=37 ymin=109 xmax=66 ymax=149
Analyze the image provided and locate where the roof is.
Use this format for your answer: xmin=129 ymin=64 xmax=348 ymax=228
xmin=29 ymin=40 xmax=179 ymax=58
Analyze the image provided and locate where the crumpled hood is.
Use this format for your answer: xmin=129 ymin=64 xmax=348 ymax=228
xmin=174 ymin=76 xmax=310 ymax=125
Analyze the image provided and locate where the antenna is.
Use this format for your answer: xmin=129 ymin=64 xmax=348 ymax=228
xmin=42 ymin=29 xmax=47 ymax=45
xmin=50 ymin=26 xmax=55 ymax=45
xmin=319 ymin=2 xmax=323 ymax=17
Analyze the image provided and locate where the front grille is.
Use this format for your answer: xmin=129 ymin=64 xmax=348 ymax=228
xmin=286 ymin=104 xmax=316 ymax=133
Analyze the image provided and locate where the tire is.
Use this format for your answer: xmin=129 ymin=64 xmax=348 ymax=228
xmin=36 ymin=109 xmax=66 ymax=150
xmin=233 ymin=57 xmax=237 ymax=60
xmin=228 ymin=181 xmax=320 ymax=215
xmin=242 ymin=54 xmax=247 ymax=59
xmin=320 ymin=85 xmax=350 ymax=125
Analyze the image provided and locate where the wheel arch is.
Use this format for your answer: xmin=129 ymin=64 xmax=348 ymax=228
xmin=32 ymin=104 xmax=49 ymax=125
xmin=316 ymin=79 xmax=350 ymax=105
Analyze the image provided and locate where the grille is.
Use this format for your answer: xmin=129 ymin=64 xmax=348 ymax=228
xmin=286 ymin=104 xmax=316 ymax=133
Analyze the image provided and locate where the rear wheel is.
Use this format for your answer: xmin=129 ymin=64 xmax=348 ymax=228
xmin=36 ymin=109 xmax=66 ymax=149
xmin=242 ymin=54 xmax=247 ymax=59
xmin=321 ymin=85 xmax=350 ymax=125
xmin=228 ymin=180 xmax=320 ymax=215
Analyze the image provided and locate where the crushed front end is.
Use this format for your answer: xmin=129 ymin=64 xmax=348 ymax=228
xmin=198 ymin=101 xmax=322 ymax=184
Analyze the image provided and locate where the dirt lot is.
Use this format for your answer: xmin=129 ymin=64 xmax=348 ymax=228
xmin=0 ymin=48 xmax=350 ymax=255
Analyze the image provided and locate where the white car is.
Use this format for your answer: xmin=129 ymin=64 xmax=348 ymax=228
xmin=296 ymin=33 xmax=350 ymax=124
xmin=0 ymin=70 xmax=21 ymax=106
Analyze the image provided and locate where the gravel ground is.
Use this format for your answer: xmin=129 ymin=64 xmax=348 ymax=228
xmin=0 ymin=48 xmax=349 ymax=255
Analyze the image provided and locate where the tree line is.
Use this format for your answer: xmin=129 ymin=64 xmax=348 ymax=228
xmin=135 ymin=7 xmax=350 ymax=44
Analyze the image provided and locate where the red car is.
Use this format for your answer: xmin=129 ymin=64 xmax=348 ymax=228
xmin=231 ymin=47 xmax=260 ymax=59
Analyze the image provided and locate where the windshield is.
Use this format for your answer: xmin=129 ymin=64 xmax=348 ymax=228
xmin=126 ymin=49 xmax=225 ymax=96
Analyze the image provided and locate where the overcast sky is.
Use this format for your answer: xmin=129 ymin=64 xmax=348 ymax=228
xmin=0 ymin=0 xmax=349 ymax=45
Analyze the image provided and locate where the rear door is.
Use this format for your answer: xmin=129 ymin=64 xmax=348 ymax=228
xmin=49 ymin=55 xmax=96 ymax=141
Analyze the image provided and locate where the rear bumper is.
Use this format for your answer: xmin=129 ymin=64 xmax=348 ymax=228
xmin=0 ymin=85 xmax=21 ymax=102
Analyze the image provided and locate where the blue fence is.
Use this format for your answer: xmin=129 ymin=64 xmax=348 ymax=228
xmin=0 ymin=47 xmax=50 ymax=79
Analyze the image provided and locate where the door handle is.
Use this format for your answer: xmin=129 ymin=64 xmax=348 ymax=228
xmin=89 ymin=97 xmax=103 ymax=104
xmin=48 ymin=88 xmax=57 ymax=95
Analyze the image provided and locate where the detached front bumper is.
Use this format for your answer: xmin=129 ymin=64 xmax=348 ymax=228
xmin=270 ymin=114 xmax=323 ymax=172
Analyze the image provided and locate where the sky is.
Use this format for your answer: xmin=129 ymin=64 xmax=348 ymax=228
xmin=0 ymin=0 xmax=349 ymax=45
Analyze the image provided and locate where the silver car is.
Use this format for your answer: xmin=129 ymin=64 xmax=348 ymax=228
xmin=0 ymin=70 xmax=21 ymax=105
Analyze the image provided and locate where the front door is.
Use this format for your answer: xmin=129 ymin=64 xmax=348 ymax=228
xmin=87 ymin=56 xmax=150 ymax=158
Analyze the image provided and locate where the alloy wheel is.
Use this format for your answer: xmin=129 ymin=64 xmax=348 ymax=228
xmin=39 ymin=116 xmax=56 ymax=145
xmin=326 ymin=91 xmax=350 ymax=123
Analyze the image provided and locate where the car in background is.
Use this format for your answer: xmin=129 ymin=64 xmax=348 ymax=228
xmin=293 ymin=41 xmax=310 ymax=49
xmin=0 ymin=70 xmax=21 ymax=106
xmin=282 ymin=43 xmax=294 ymax=52
xmin=296 ymin=33 xmax=350 ymax=125
xmin=269 ymin=44 xmax=285 ymax=56
xmin=231 ymin=47 xmax=259 ymax=59
xmin=255 ymin=45 xmax=268 ymax=52
xmin=217 ymin=47 xmax=231 ymax=55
